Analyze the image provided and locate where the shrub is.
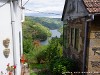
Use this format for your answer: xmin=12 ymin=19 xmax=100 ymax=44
xmin=36 ymin=49 xmax=47 ymax=64
xmin=23 ymin=39 xmax=34 ymax=53
xmin=53 ymin=64 xmax=68 ymax=75
xmin=49 ymin=57 xmax=79 ymax=75
xmin=46 ymin=37 xmax=63 ymax=62
xmin=25 ymin=45 xmax=48 ymax=64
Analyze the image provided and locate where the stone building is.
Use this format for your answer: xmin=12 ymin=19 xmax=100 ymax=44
xmin=62 ymin=0 xmax=100 ymax=74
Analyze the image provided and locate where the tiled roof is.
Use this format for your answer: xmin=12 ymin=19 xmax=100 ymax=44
xmin=83 ymin=0 xmax=100 ymax=13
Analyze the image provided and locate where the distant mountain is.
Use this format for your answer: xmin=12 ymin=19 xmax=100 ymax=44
xmin=26 ymin=16 xmax=63 ymax=29
xmin=25 ymin=13 xmax=61 ymax=18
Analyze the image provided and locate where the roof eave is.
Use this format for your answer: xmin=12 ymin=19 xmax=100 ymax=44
xmin=0 ymin=0 xmax=19 ymax=3
xmin=61 ymin=0 xmax=68 ymax=21
xmin=81 ymin=0 xmax=90 ymax=14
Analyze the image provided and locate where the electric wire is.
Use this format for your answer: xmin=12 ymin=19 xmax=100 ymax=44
xmin=0 ymin=0 xmax=61 ymax=16
xmin=22 ymin=0 xmax=30 ymax=6
xmin=18 ymin=0 xmax=61 ymax=15
xmin=0 ymin=0 xmax=9 ymax=8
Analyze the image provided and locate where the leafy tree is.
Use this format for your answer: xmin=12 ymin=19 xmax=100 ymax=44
xmin=23 ymin=39 xmax=34 ymax=53
xmin=22 ymin=17 xmax=51 ymax=41
xmin=58 ymin=26 xmax=63 ymax=34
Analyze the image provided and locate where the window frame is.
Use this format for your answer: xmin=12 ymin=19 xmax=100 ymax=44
xmin=74 ymin=28 xmax=79 ymax=50
xmin=70 ymin=28 xmax=79 ymax=51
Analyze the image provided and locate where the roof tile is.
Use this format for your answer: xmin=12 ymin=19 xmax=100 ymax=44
xmin=83 ymin=0 xmax=100 ymax=13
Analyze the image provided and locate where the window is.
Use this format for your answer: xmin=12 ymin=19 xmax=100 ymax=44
xmin=74 ymin=29 xmax=79 ymax=50
xmin=70 ymin=28 xmax=79 ymax=50
xmin=63 ymin=24 xmax=68 ymax=49
xmin=19 ymin=31 xmax=22 ymax=57
xmin=71 ymin=28 xmax=74 ymax=46
xmin=66 ymin=26 xmax=70 ymax=48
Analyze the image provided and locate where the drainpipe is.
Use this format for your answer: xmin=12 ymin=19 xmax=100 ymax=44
xmin=11 ymin=0 xmax=22 ymax=75
xmin=82 ymin=19 xmax=88 ymax=75
xmin=82 ymin=15 xmax=94 ymax=75
xmin=10 ymin=0 xmax=16 ymax=75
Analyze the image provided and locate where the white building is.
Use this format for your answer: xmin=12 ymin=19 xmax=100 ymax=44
xmin=0 ymin=0 xmax=24 ymax=75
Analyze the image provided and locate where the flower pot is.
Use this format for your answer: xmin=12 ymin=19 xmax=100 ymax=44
xmin=3 ymin=38 xmax=10 ymax=48
xmin=3 ymin=49 xmax=10 ymax=58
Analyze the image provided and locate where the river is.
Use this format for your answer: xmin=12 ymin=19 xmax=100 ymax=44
xmin=40 ymin=29 xmax=61 ymax=45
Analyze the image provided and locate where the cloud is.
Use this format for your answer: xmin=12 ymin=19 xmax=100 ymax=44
xmin=23 ymin=0 xmax=65 ymax=18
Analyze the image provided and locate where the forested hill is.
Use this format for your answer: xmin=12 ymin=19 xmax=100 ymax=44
xmin=26 ymin=16 xmax=63 ymax=29
xmin=22 ymin=17 xmax=51 ymax=41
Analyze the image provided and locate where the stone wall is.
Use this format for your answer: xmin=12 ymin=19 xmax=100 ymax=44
xmin=63 ymin=18 xmax=85 ymax=71
xmin=63 ymin=17 xmax=100 ymax=74
xmin=87 ymin=21 xmax=100 ymax=75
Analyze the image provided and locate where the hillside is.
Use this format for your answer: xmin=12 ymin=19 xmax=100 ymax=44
xmin=26 ymin=16 xmax=63 ymax=29
xmin=22 ymin=17 xmax=51 ymax=41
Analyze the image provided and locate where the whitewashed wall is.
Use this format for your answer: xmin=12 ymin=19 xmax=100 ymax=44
xmin=0 ymin=3 xmax=14 ymax=74
xmin=0 ymin=1 xmax=23 ymax=75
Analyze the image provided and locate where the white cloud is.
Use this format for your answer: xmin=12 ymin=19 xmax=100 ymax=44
xmin=23 ymin=0 xmax=65 ymax=18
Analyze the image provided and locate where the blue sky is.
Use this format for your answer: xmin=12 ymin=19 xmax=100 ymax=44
xmin=22 ymin=0 xmax=65 ymax=18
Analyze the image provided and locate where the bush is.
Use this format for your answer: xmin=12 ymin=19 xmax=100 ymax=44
xmin=53 ymin=64 xmax=67 ymax=75
xmin=49 ymin=57 xmax=79 ymax=75
xmin=36 ymin=49 xmax=47 ymax=64
xmin=23 ymin=39 xmax=34 ymax=53
xmin=25 ymin=45 xmax=48 ymax=65
xmin=46 ymin=37 xmax=63 ymax=62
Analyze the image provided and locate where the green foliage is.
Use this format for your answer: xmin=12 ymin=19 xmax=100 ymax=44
xmin=23 ymin=23 xmax=34 ymax=53
xmin=34 ymin=46 xmax=47 ymax=64
xmin=22 ymin=16 xmax=65 ymax=75
xmin=23 ymin=39 xmax=34 ymax=53
xmin=31 ymin=23 xmax=51 ymax=41
xmin=23 ymin=16 xmax=52 ymax=54
xmin=30 ymin=71 xmax=37 ymax=75
xmin=46 ymin=37 xmax=63 ymax=61
xmin=58 ymin=26 xmax=63 ymax=34
xmin=58 ymin=35 xmax=63 ymax=46
xmin=30 ymin=63 xmax=48 ymax=70
xmin=49 ymin=57 xmax=79 ymax=75
xmin=40 ymin=37 xmax=78 ymax=75
xmin=27 ymin=16 xmax=63 ymax=29
xmin=22 ymin=16 xmax=51 ymax=41
xmin=25 ymin=45 xmax=48 ymax=66
xmin=53 ymin=64 xmax=67 ymax=75
xmin=25 ymin=50 xmax=35 ymax=64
